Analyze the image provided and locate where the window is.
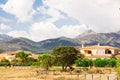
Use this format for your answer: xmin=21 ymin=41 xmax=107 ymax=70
xmin=96 ymin=49 xmax=105 ymax=54
xmin=105 ymin=49 xmax=111 ymax=54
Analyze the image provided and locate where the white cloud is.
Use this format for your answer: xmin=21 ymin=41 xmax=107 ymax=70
xmin=37 ymin=6 xmax=65 ymax=23
xmin=60 ymin=24 xmax=87 ymax=38
xmin=7 ymin=30 xmax=29 ymax=38
xmin=0 ymin=16 xmax=11 ymax=23
xmin=42 ymin=0 xmax=120 ymax=32
xmin=29 ymin=21 xmax=87 ymax=41
xmin=29 ymin=22 xmax=59 ymax=41
xmin=0 ymin=24 xmax=12 ymax=30
xmin=0 ymin=0 xmax=35 ymax=22
xmin=45 ymin=8 xmax=65 ymax=22
xmin=3 ymin=0 xmax=120 ymax=41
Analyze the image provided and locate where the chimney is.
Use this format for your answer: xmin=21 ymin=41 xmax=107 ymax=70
xmin=97 ymin=43 xmax=100 ymax=46
xmin=82 ymin=44 xmax=84 ymax=48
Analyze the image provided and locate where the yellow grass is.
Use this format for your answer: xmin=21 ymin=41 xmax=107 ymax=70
xmin=0 ymin=66 xmax=117 ymax=80
xmin=0 ymin=66 xmax=84 ymax=80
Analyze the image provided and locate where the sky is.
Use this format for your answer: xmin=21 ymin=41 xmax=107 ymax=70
xmin=0 ymin=0 xmax=120 ymax=41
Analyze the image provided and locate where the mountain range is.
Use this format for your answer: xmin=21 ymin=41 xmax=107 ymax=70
xmin=0 ymin=30 xmax=120 ymax=53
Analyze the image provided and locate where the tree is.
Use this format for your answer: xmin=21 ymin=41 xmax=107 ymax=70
xmin=116 ymin=58 xmax=120 ymax=79
xmin=52 ymin=46 xmax=83 ymax=71
xmin=38 ymin=54 xmax=52 ymax=70
xmin=15 ymin=51 xmax=31 ymax=62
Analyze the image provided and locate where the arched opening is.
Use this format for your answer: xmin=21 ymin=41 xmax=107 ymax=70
xmin=84 ymin=50 xmax=92 ymax=54
xmin=88 ymin=51 xmax=92 ymax=54
xmin=105 ymin=49 xmax=111 ymax=54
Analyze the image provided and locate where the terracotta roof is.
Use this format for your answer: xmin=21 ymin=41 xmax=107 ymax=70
xmin=80 ymin=45 xmax=119 ymax=50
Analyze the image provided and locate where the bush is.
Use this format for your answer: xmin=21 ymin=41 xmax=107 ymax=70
xmin=76 ymin=58 xmax=116 ymax=67
xmin=107 ymin=58 xmax=116 ymax=67
xmin=11 ymin=57 xmax=38 ymax=66
xmin=31 ymin=62 xmax=41 ymax=66
xmin=94 ymin=58 xmax=106 ymax=67
xmin=11 ymin=59 xmax=35 ymax=66
xmin=116 ymin=58 xmax=120 ymax=79
xmin=94 ymin=58 xmax=116 ymax=67
xmin=75 ymin=59 xmax=93 ymax=67
xmin=11 ymin=59 xmax=30 ymax=66
xmin=0 ymin=59 xmax=9 ymax=66
xmin=39 ymin=54 xmax=52 ymax=70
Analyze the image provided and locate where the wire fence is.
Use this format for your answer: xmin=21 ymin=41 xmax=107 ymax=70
xmin=36 ymin=70 xmax=118 ymax=80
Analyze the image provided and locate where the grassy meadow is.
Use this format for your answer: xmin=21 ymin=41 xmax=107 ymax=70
xmin=0 ymin=66 xmax=118 ymax=80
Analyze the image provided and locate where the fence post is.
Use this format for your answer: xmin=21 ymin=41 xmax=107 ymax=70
xmin=100 ymin=74 xmax=101 ymax=80
xmin=85 ymin=74 xmax=86 ymax=80
xmin=92 ymin=74 xmax=93 ymax=80
xmin=77 ymin=73 xmax=79 ymax=78
xmin=116 ymin=76 xmax=119 ymax=80
xmin=107 ymin=76 xmax=109 ymax=80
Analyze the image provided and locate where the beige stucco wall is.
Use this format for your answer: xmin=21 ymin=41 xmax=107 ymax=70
xmin=110 ymin=49 xmax=114 ymax=54
xmin=80 ymin=49 xmax=117 ymax=55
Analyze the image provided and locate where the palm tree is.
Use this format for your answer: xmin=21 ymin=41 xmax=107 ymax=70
xmin=15 ymin=51 xmax=31 ymax=62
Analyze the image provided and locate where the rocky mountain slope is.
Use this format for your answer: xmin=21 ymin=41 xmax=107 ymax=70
xmin=75 ymin=30 xmax=120 ymax=47
xmin=0 ymin=34 xmax=78 ymax=53
xmin=0 ymin=30 xmax=120 ymax=53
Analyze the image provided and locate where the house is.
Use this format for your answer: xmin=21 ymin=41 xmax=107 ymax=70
xmin=0 ymin=50 xmax=39 ymax=61
xmin=0 ymin=52 xmax=16 ymax=61
xmin=79 ymin=44 xmax=120 ymax=59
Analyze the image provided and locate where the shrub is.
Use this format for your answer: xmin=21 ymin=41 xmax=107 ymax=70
xmin=75 ymin=59 xmax=93 ymax=67
xmin=94 ymin=58 xmax=106 ymax=67
xmin=107 ymin=58 xmax=116 ymax=67
xmin=76 ymin=58 xmax=116 ymax=67
xmin=38 ymin=54 xmax=52 ymax=70
xmin=0 ymin=59 xmax=9 ymax=66
xmin=11 ymin=59 xmax=32 ymax=66
xmin=31 ymin=62 xmax=41 ymax=66
xmin=116 ymin=58 xmax=120 ymax=79
xmin=11 ymin=57 xmax=37 ymax=66
xmin=94 ymin=58 xmax=116 ymax=67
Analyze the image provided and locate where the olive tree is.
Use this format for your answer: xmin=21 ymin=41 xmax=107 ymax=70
xmin=52 ymin=46 xmax=84 ymax=71
xmin=38 ymin=54 xmax=52 ymax=70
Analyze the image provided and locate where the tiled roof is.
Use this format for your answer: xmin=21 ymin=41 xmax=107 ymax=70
xmin=80 ymin=45 xmax=119 ymax=50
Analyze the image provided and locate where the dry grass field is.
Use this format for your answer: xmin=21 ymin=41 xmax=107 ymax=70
xmin=0 ymin=66 xmax=118 ymax=80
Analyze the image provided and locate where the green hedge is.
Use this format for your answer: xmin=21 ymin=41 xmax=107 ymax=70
xmin=94 ymin=58 xmax=116 ymax=67
xmin=75 ymin=59 xmax=93 ymax=67
xmin=76 ymin=58 xmax=116 ymax=67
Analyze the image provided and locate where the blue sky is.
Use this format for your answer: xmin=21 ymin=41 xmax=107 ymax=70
xmin=0 ymin=0 xmax=120 ymax=41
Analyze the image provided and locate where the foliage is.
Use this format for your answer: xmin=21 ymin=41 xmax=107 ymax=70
xmin=94 ymin=58 xmax=106 ymax=67
xmin=0 ymin=59 xmax=9 ymax=66
xmin=52 ymin=46 xmax=83 ymax=71
xmin=107 ymin=58 xmax=116 ymax=67
xmin=94 ymin=58 xmax=116 ymax=67
xmin=26 ymin=57 xmax=37 ymax=62
xmin=116 ymin=58 xmax=120 ymax=79
xmin=76 ymin=59 xmax=93 ymax=67
xmin=12 ymin=56 xmax=37 ymax=66
xmin=38 ymin=54 xmax=52 ymax=70
xmin=15 ymin=51 xmax=31 ymax=62
xmin=31 ymin=62 xmax=41 ymax=66
xmin=11 ymin=59 xmax=31 ymax=66
xmin=75 ymin=58 xmax=116 ymax=67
